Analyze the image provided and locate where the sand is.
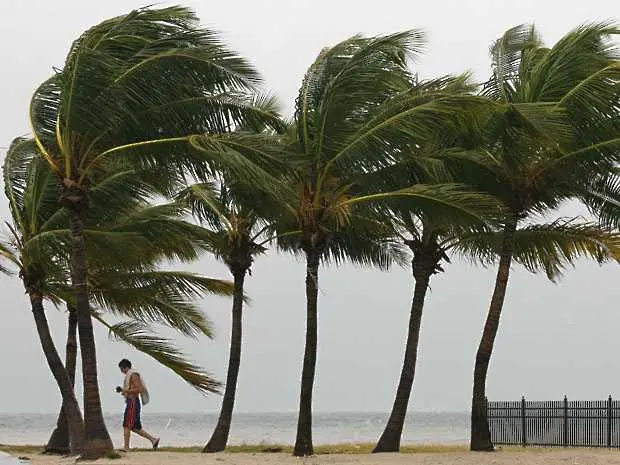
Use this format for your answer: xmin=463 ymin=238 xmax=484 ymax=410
xmin=12 ymin=449 xmax=620 ymax=465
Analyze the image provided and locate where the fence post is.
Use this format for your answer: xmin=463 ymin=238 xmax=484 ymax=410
xmin=608 ymin=395 xmax=613 ymax=448
xmin=521 ymin=396 xmax=526 ymax=447
xmin=563 ymin=395 xmax=568 ymax=447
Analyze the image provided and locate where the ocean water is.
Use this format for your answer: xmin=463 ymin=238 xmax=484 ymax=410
xmin=0 ymin=453 xmax=19 ymax=465
xmin=0 ymin=412 xmax=469 ymax=447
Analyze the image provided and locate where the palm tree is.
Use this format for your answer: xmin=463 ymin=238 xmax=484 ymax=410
xmin=176 ymin=182 xmax=276 ymax=452
xmin=454 ymin=23 xmax=620 ymax=451
xmin=277 ymin=31 xmax=505 ymax=456
xmin=373 ymin=216 xmax=620 ymax=451
xmin=1 ymin=139 xmax=85 ymax=454
xmin=373 ymin=74 xmax=499 ymax=453
xmin=28 ymin=6 xmax=282 ymax=457
xmin=2 ymin=138 xmax=233 ymax=454
xmin=44 ymin=304 xmax=78 ymax=455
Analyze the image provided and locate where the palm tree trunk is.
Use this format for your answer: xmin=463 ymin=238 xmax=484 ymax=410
xmin=204 ymin=269 xmax=246 ymax=452
xmin=45 ymin=306 xmax=78 ymax=455
xmin=293 ymin=249 xmax=320 ymax=457
xmin=30 ymin=292 xmax=84 ymax=455
xmin=373 ymin=261 xmax=433 ymax=452
xmin=470 ymin=218 xmax=517 ymax=451
xmin=69 ymin=206 xmax=114 ymax=458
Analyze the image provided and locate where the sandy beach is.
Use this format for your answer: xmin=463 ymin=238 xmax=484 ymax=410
xmin=8 ymin=449 xmax=620 ymax=465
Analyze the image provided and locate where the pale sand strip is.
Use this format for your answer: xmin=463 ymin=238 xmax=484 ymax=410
xmin=17 ymin=450 xmax=620 ymax=465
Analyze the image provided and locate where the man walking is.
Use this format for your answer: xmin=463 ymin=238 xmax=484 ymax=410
xmin=117 ymin=359 xmax=160 ymax=451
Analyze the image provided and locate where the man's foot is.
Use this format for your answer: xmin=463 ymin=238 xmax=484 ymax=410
xmin=152 ymin=438 xmax=160 ymax=450
xmin=118 ymin=448 xmax=129 ymax=453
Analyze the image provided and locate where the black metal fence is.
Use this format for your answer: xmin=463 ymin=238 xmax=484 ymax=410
xmin=488 ymin=396 xmax=620 ymax=448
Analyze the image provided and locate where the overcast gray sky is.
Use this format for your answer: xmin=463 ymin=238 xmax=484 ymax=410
xmin=0 ymin=0 xmax=618 ymax=416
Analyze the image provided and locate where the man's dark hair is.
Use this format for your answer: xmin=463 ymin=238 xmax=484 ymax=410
xmin=118 ymin=359 xmax=132 ymax=370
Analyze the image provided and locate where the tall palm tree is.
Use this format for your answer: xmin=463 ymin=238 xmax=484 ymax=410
xmin=1 ymin=140 xmax=85 ymax=454
xmin=277 ymin=32 xmax=504 ymax=456
xmin=28 ymin=6 xmax=282 ymax=457
xmin=372 ymin=74 xmax=497 ymax=453
xmin=176 ymin=182 xmax=276 ymax=452
xmin=2 ymin=138 xmax=233 ymax=454
xmin=452 ymin=23 xmax=620 ymax=451
xmin=373 ymin=216 xmax=620 ymax=451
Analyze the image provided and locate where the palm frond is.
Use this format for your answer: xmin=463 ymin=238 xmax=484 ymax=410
xmin=0 ymin=239 xmax=19 ymax=275
xmin=454 ymin=219 xmax=620 ymax=280
xmin=57 ymin=6 xmax=261 ymax=147
xmin=3 ymin=137 xmax=42 ymax=232
xmin=320 ymin=93 xmax=491 ymax=181
xmin=175 ymin=182 xmax=229 ymax=230
xmin=324 ymin=212 xmax=409 ymax=269
xmin=87 ymin=270 xmax=231 ymax=338
xmin=29 ymin=75 xmax=62 ymax=171
xmin=483 ymin=24 xmax=542 ymax=102
xmin=530 ymin=21 xmax=619 ymax=103
xmin=580 ymin=169 xmax=620 ymax=229
xmin=94 ymin=314 xmax=221 ymax=395
xmin=295 ymin=30 xmax=423 ymax=162
xmin=28 ymin=5 xmax=286 ymax=196
xmin=341 ymin=183 xmax=504 ymax=228
xmin=101 ymin=203 xmax=219 ymax=265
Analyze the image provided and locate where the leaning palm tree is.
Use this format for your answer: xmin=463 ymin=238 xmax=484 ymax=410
xmin=28 ymin=6 xmax=282 ymax=457
xmin=373 ymin=215 xmax=620 ymax=451
xmin=2 ymin=137 xmax=233 ymax=454
xmin=177 ymin=181 xmax=276 ymax=452
xmin=372 ymin=73 xmax=497 ymax=453
xmin=451 ymin=23 xmax=620 ymax=451
xmin=1 ymin=140 xmax=85 ymax=454
xmin=277 ymin=31 xmax=505 ymax=456
xmin=43 ymin=304 xmax=79 ymax=455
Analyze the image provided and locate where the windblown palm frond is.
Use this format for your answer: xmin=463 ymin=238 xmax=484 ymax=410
xmin=94 ymin=315 xmax=220 ymax=395
xmin=453 ymin=219 xmax=620 ymax=280
xmin=473 ymin=22 xmax=620 ymax=208
xmin=581 ymin=169 xmax=620 ymax=229
xmin=483 ymin=24 xmax=542 ymax=102
xmin=0 ymin=239 xmax=19 ymax=275
xmin=30 ymin=5 xmax=285 ymax=194
xmin=87 ymin=270 xmax=234 ymax=338
xmin=323 ymin=214 xmax=409 ymax=269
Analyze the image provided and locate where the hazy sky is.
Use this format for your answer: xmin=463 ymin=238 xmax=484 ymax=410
xmin=0 ymin=0 xmax=619 ymax=418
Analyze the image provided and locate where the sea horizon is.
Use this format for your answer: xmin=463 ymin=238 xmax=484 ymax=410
xmin=0 ymin=411 xmax=470 ymax=446
xmin=0 ymin=408 xmax=470 ymax=416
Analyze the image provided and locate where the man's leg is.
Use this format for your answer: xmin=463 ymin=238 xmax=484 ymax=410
xmin=121 ymin=398 xmax=138 ymax=450
xmin=132 ymin=428 xmax=159 ymax=446
xmin=123 ymin=427 xmax=131 ymax=450
xmin=130 ymin=400 xmax=160 ymax=449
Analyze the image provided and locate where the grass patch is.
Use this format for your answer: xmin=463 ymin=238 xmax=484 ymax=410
xmin=0 ymin=445 xmax=43 ymax=455
xmin=104 ymin=449 xmax=122 ymax=459
xmin=0 ymin=443 xmax=468 ymax=456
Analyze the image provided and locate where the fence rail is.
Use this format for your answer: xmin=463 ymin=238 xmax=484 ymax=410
xmin=488 ymin=396 xmax=620 ymax=448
